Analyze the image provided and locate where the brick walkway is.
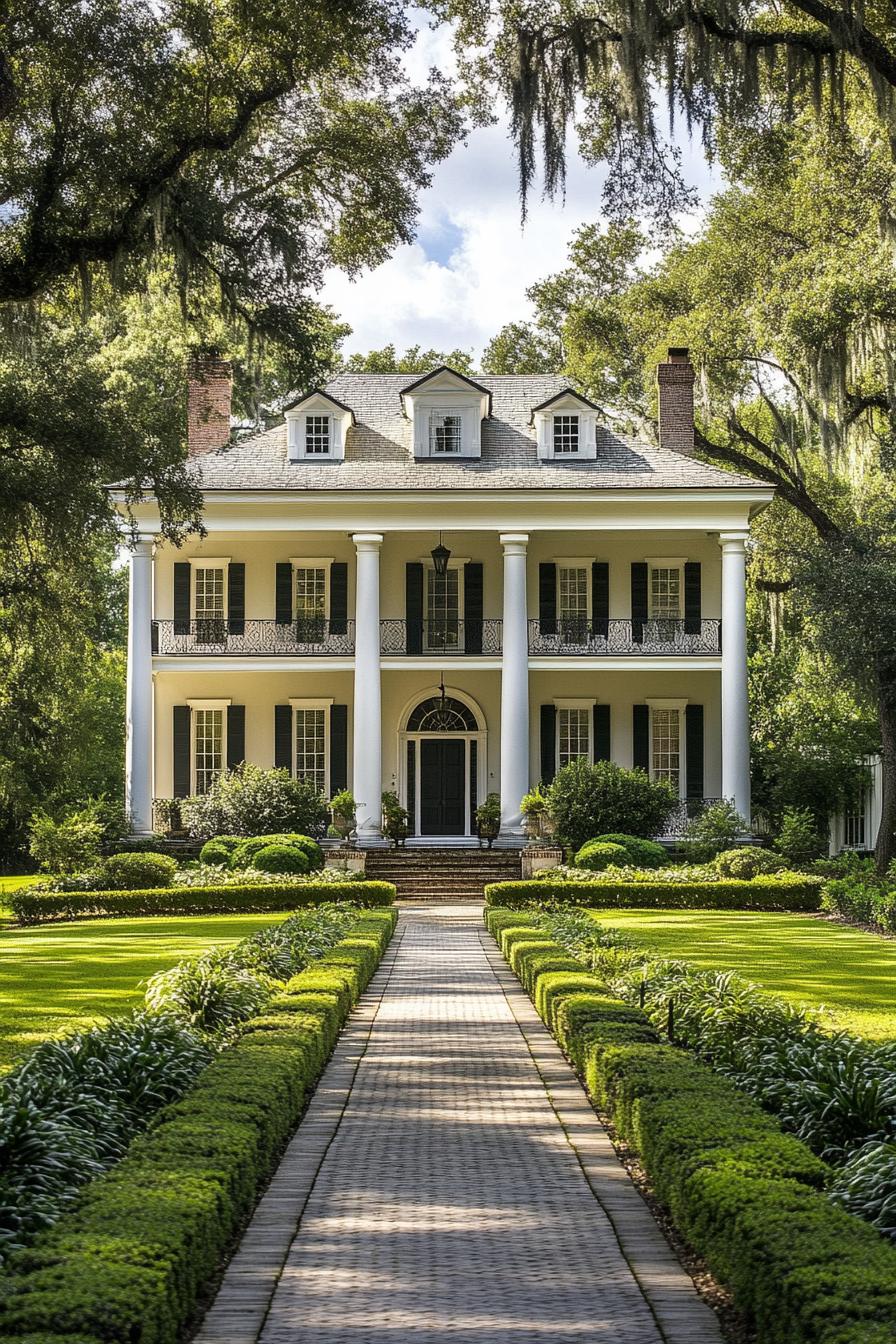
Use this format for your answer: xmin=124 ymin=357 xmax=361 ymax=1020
xmin=197 ymin=906 xmax=722 ymax=1344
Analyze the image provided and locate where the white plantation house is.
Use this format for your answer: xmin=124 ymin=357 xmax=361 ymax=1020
xmin=114 ymin=350 xmax=774 ymax=844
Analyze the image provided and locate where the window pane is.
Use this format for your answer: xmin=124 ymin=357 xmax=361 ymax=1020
xmin=430 ymin=412 xmax=462 ymax=454
xmin=652 ymin=708 xmax=680 ymax=793
xmin=194 ymin=567 xmax=225 ymax=619
xmin=194 ymin=709 xmax=223 ymax=794
xmin=650 ymin=567 xmax=682 ymax=619
xmin=553 ymin=414 xmax=579 ymax=454
xmin=295 ymin=708 xmax=326 ymax=794
xmin=305 ymin=415 xmax=330 ymax=454
xmin=558 ymin=708 xmax=591 ymax=768
xmin=426 ymin=568 xmax=459 ymax=649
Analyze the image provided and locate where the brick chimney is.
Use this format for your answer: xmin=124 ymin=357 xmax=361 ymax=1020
xmin=656 ymin=346 xmax=695 ymax=456
xmin=187 ymin=350 xmax=232 ymax=456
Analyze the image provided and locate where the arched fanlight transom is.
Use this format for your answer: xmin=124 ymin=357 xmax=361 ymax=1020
xmin=407 ymin=696 xmax=477 ymax=733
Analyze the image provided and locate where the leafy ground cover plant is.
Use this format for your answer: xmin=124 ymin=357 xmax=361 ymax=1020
xmin=714 ymin=847 xmax=785 ymax=878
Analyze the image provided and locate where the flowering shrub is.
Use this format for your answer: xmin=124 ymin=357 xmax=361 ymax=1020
xmin=172 ymin=863 xmax=360 ymax=888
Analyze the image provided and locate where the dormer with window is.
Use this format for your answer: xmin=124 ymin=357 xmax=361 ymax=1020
xmin=284 ymin=389 xmax=355 ymax=462
xmin=531 ymin=389 xmax=599 ymax=461
xmin=401 ymin=367 xmax=491 ymax=460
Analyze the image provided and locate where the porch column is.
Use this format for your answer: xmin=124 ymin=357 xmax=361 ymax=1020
xmin=500 ymin=532 xmax=530 ymax=836
xmin=352 ymin=533 xmax=384 ymax=843
xmin=720 ymin=531 xmax=751 ymax=824
xmin=125 ymin=536 xmax=154 ymax=834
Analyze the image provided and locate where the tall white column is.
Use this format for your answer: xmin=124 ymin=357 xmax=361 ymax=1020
xmin=125 ymin=537 xmax=154 ymax=834
xmin=500 ymin=532 xmax=530 ymax=836
xmin=720 ymin=531 xmax=751 ymax=825
xmin=352 ymin=533 xmax=384 ymax=844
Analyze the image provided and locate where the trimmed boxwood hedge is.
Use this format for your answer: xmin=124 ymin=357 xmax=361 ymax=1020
xmin=10 ymin=881 xmax=396 ymax=924
xmin=484 ymin=874 xmax=823 ymax=912
xmin=0 ymin=909 xmax=397 ymax=1344
xmin=485 ymin=907 xmax=896 ymax=1344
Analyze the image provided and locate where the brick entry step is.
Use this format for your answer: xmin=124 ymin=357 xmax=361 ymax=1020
xmin=365 ymin=847 xmax=521 ymax=901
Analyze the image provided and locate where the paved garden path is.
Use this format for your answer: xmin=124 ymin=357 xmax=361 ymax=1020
xmin=197 ymin=905 xmax=722 ymax=1344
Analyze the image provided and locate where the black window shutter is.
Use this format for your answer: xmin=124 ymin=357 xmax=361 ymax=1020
xmin=329 ymin=562 xmax=348 ymax=637
xmin=593 ymin=704 xmax=611 ymax=762
xmin=228 ymin=563 xmax=245 ymax=636
xmin=592 ymin=562 xmax=609 ymax=640
xmin=227 ymin=705 xmax=245 ymax=770
xmin=631 ymin=563 xmax=648 ymax=644
xmin=173 ymin=563 xmax=191 ymax=636
xmin=275 ymin=563 xmax=293 ymax=626
xmin=539 ymin=563 xmax=557 ymax=636
xmin=173 ymin=705 xmax=191 ymax=798
xmin=540 ymin=704 xmax=557 ymax=783
xmin=330 ymin=704 xmax=348 ymax=794
xmin=632 ymin=705 xmax=650 ymax=772
xmin=684 ymin=562 xmax=702 ymax=635
xmin=686 ymin=704 xmax=704 ymax=799
xmin=406 ymin=563 xmax=423 ymax=654
xmin=274 ymin=704 xmax=293 ymax=771
xmin=464 ymin=562 xmax=483 ymax=654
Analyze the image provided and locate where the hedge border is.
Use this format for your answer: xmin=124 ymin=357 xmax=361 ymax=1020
xmin=10 ymin=881 xmax=396 ymax=924
xmin=0 ymin=909 xmax=397 ymax=1344
xmin=485 ymin=907 xmax=896 ymax=1344
xmin=484 ymin=875 xmax=823 ymax=912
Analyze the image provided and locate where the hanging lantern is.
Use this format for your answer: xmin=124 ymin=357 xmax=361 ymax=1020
xmin=431 ymin=532 xmax=451 ymax=576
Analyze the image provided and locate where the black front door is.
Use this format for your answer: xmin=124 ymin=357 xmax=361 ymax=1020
xmin=419 ymin=739 xmax=466 ymax=836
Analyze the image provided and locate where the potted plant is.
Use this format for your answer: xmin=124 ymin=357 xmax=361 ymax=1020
xmin=329 ymin=789 xmax=357 ymax=843
xmin=381 ymin=791 xmax=410 ymax=847
xmin=475 ymin=792 xmax=501 ymax=848
xmin=520 ymin=784 xmax=549 ymax=843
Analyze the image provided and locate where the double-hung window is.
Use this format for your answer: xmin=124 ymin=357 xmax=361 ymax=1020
xmin=650 ymin=706 xmax=681 ymax=794
xmin=193 ymin=707 xmax=224 ymax=794
xmin=558 ymin=565 xmax=589 ymax=645
xmin=557 ymin=705 xmax=592 ymax=769
xmin=426 ymin=566 xmax=460 ymax=650
xmin=290 ymin=699 xmax=331 ymax=795
xmin=650 ymin=566 xmax=682 ymax=620
xmin=294 ymin=564 xmax=327 ymax=643
xmin=430 ymin=412 xmax=462 ymax=454
xmin=304 ymin=415 xmax=331 ymax=455
xmin=193 ymin=563 xmax=227 ymax=643
xmin=552 ymin=414 xmax=580 ymax=455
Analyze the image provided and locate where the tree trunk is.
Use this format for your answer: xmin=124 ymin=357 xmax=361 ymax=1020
xmin=874 ymin=658 xmax=896 ymax=873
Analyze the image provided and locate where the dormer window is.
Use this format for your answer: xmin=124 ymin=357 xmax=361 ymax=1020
xmin=532 ymin=389 xmax=599 ymax=461
xmin=431 ymin=412 xmax=463 ymax=454
xmin=284 ymin=388 xmax=354 ymax=462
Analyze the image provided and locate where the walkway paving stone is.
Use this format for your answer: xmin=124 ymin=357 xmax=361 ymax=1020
xmin=196 ymin=905 xmax=723 ymax=1344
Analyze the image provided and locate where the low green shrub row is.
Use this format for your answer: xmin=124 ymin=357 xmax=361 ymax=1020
xmin=822 ymin=874 xmax=896 ymax=934
xmin=11 ymin=881 xmax=396 ymax=923
xmin=484 ymin=874 xmax=823 ymax=911
xmin=0 ymin=909 xmax=397 ymax=1344
xmin=485 ymin=907 xmax=896 ymax=1344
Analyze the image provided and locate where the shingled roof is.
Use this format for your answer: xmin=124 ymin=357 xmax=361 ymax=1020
xmin=180 ymin=373 xmax=763 ymax=492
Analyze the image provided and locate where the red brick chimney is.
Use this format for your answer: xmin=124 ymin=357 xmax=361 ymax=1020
xmin=656 ymin=346 xmax=695 ymax=456
xmin=187 ymin=350 xmax=232 ymax=456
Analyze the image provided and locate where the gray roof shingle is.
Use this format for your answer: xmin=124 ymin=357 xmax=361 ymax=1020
xmin=181 ymin=373 xmax=763 ymax=492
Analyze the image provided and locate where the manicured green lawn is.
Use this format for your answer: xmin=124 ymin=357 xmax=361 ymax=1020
xmin=0 ymin=912 xmax=284 ymax=1071
xmin=593 ymin=909 xmax=896 ymax=1040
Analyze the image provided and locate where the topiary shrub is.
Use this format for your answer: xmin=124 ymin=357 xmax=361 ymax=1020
xmin=100 ymin=851 xmax=177 ymax=890
xmin=198 ymin=835 xmax=242 ymax=866
xmin=715 ymin=847 xmax=785 ymax=879
xmin=573 ymin=842 xmax=629 ymax=871
xmin=229 ymin=833 xmax=322 ymax=872
xmin=250 ymin=844 xmax=310 ymax=875
xmin=582 ymin=834 xmax=668 ymax=869
xmin=546 ymin=758 xmax=677 ymax=852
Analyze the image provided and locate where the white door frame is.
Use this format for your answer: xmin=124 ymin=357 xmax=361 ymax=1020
xmin=397 ymin=686 xmax=488 ymax=839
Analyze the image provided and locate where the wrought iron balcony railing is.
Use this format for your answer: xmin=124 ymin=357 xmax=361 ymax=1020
xmin=152 ymin=619 xmax=356 ymax=656
xmin=528 ymin=618 xmax=722 ymax=655
xmin=379 ymin=618 xmax=504 ymax=655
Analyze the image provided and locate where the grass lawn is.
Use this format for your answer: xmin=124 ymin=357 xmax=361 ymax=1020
xmin=593 ymin=908 xmax=896 ymax=1041
xmin=0 ymin=912 xmax=285 ymax=1072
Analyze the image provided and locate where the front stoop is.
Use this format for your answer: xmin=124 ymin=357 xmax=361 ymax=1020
xmin=365 ymin=847 xmax=521 ymax=901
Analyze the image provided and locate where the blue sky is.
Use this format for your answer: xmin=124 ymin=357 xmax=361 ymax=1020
xmin=322 ymin=16 xmax=721 ymax=363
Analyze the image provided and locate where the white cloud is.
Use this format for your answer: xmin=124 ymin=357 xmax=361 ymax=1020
xmin=322 ymin=13 xmax=722 ymax=362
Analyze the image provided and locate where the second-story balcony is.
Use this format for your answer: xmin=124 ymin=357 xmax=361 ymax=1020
xmin=152 ymin=616 xmax=722 ymax=657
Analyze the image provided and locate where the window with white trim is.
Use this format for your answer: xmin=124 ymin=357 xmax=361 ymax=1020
xmin=558 ymin=565 xmax=589 ymax=642
xmin=193 ymin=564 xmax=227 ymax=642
xmin=294 ymin=707 xmax=327 ymax=794
xmin=650 ymin=566 xmax=682 ymax=619
xmin=194 ymin=708 xmax=224 ymax=794
xmin=651 ymin=708 xmax=681 ymax=792
xmin=552 ymin=414 xmax=580 ymax=454
xmin=558 ymin=707 xmax=591 ymax=768
xmin=430 ymin=411 xmax=462 ymax=454
xmin=426 ymin=566 xmax=460 ymax=650
xmin=295 ymin=566 xmax=327 ymax=617
xmin=304 ymin=414 xmax=331 ymax=455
